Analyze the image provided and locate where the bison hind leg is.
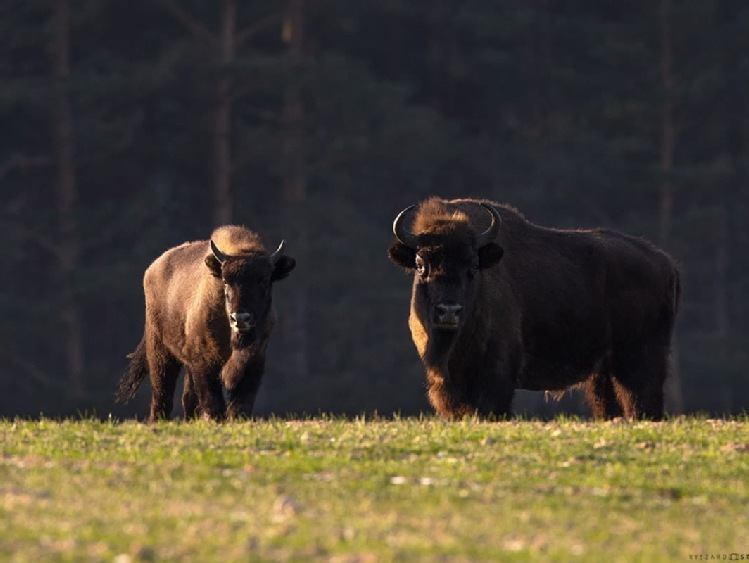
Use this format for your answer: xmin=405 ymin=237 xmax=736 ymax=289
xmin=611 ymin=377 xmax=664 ymax=421
xmin=611 ymin=345 xmax=669 ymax=421
xmin=147 ymin=345 xmax=182 ymax=422
xmin=188 ymin=367 xmax=226 ymax=421
xmin=181 ymin=370 xmax=199 ymax=420
xmin=584 ymin=373 xmax=625 ymax=420
xmin=611 ymin=375 xmax=665 ymax=421
xmin=182 ymin=368 xmax=228 ymax=421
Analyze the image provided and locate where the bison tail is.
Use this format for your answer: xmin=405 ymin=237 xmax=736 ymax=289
xmin=115 ymin=337 xmax=148 ymax=404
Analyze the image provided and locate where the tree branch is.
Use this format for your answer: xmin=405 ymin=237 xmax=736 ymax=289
xmin=161 ymin=0 xmax=217 ymax=47
xmin=0 ymin=345 xmax=80 ymax=397
xmin=237 ymin=12 xmax=282 ymax=46
xmin=15 ymin=223 xmax=62 ymax=259
xmin=0 ymin=154 xmax=51 ymax=180
xmin=4 ymin=203 xmax=62 ymax=259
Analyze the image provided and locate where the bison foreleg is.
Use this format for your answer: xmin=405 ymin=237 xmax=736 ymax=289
xmin=225 ymin=357 xmax=265 ymax=419
xmin=427 ymin=368 xmax=514 ymax=420
xmin=426 ymin=370 xmax=467 ymax=418
xmin=471 ymin=372 xmax=515 ymax=419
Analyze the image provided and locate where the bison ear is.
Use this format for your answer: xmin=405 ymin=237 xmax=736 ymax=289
xmin=389 ymin=243 xmax=417 ymax=270
xmin=204 ymin=255 xmax=223 ymax=277
xmin=478 ymin=243 xmax=503 ymax=269
xmin=271 ymin=255 xmax=296 ymax=282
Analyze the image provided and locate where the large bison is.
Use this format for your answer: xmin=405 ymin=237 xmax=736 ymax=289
xmin=388 ymin=197 xmax=680 ymax=420
xmin=116 ymin=225 xmax=296 ymax=421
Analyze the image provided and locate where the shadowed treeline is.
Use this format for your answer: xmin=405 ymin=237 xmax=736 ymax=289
xmin=1 ymin=1 xmax=747 ymax=418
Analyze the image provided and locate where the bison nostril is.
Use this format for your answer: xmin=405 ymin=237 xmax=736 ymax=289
xmin=435 ymin=304 xmax=462 ymax=328
xmin=231 ymin=312 xmax=253 ymax=325
xmin=436 ymin=303 xmax=463 ymax=315
xmin=229 ymin=312 xmax=255 ymax=334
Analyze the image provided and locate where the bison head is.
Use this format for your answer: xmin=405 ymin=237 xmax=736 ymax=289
xmin=205 ymin=240 xmax=295 ymax=340
xmin=388 ymin=201 xmax=503 ymax=334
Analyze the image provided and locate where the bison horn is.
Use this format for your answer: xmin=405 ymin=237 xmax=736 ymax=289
xmin=392 ymin=205 xmax=418 ymax=249
xmin=210 ymin=240 xmax=229 ymax=263
xmin=270 ymin=239 xmax=286 ymax=265
xmin=475 ymin=203 xmax=501 ymax=247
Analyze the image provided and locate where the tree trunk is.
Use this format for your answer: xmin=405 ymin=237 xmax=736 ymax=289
xmin=281 ymin=0 xmax=305 ymax=206
xmin=281 ymin=0 xmax=309 ymax=382
xmin=714 ymin=4 xmax=738 ymax=414
xmin=659 ymin=0 xmax=683 ymax=415
xmin=528 ymin=0 xmax=552 ymax=198
xmin=161 ymin=0 xmax=236 ymax=225
xmin=213 ymin=0 xmax=235 ymax=226
xmin=52 ymin=0 xmax=85 ymax=396
xmin=714 ymin=207 xmax=729 ymax=345
xmin=659 ymin=0 xmax=675 ymax=247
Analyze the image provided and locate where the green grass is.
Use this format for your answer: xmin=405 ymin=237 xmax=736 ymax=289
xmin=1 ymin=416 xmax=747 ymax=562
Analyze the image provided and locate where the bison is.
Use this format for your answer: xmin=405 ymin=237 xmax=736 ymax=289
xmin=116 ymin=225 xmax=296 ymax=421
xmin=388 ymin=197 xmax=680 ymax=420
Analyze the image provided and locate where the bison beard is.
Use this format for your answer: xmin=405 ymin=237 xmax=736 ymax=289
xmin=220 ymin=338 xmax=267 ymax=391
xmin=422 ymin=329 xmax=459 ymax=371
xmin=221 ymin=346 xmax=251 ymax=391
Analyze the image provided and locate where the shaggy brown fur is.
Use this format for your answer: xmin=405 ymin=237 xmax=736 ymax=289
xmin=389 ymin=197 xmax=681 ymax=420
xmin=116 ymin=225 xmax=295 ymax=421
xmin=211 ymin=225 xmax=263 ymax=255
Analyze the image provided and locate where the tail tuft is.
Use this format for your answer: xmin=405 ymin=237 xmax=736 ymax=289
xmin=115 ymin=337 xmax=148 ymax=404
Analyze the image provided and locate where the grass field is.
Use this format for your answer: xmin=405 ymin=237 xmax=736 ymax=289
xmin=1 ymin=416 xmax=747 ymax=562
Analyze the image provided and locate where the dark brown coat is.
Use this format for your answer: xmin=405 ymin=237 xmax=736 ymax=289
xmin=389 ymin=197 xmax=680 ymax=420
xmin=116 ymin=225 xmax=295 ymax=421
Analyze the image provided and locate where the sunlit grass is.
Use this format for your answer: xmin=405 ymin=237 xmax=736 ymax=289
xmin=1 ymin=416 xmax=747 ymax=561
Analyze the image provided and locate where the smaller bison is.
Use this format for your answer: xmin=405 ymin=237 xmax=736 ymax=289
xmin=116 ymin=225 xmax=295 ymax=421
xmin=388 ymin=197 xmax=681 ymax=420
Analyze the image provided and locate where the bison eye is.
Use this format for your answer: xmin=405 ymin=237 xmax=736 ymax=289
xmin=415 ymin=256 xmax=427 ymax=276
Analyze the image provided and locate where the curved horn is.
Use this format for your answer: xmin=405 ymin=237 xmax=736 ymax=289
xmin=270 ymin=239 xmax=286 ymax=265
xmin=475 ymin=203 xmax=501 ymax=247
xmin=392 ymin=205 xmax=418 ymax=248
xmin=210 ymin=240 xmax=229 ymax=263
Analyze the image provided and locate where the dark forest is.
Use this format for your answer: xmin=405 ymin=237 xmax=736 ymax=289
xmin=2 ymin=0 xmax=747 ymax=418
